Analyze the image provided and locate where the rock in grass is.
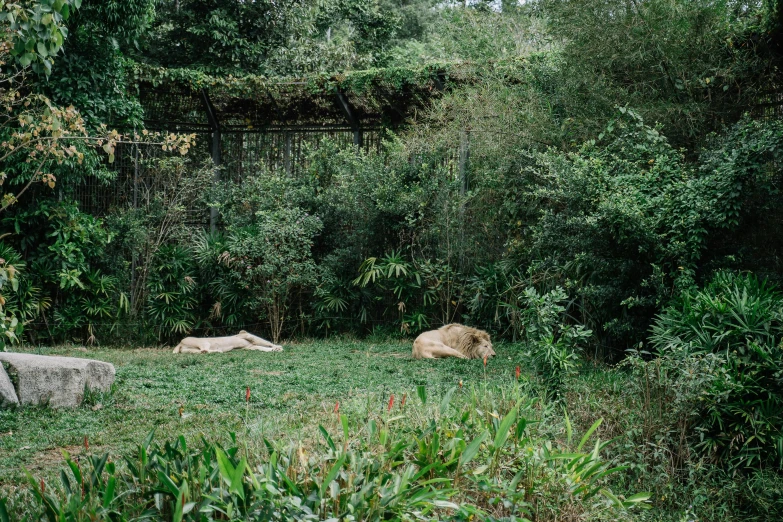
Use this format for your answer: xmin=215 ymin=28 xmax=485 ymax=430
xmin=0 ymin=361 xmax=19 ymax=408
xmin=0 ymin=353 xmax=114 ymax=408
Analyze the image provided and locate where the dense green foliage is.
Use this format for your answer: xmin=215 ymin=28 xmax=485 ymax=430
xmin=648 ymin=272 xmax=783 ymax=471
xmin=2 ymin=0 xmax=783 ymax=517
xmin=0 ymin=383 xmax=647 ymax=520
xmin=1 ymin=342 xmax=781 ymax=521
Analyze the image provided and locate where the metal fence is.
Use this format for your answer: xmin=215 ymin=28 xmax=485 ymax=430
xmin=71 ymin=125 xmax=387 ymax=220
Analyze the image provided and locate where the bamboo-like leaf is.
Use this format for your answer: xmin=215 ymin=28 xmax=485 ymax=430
xmin=230 ymin=457 xmax=246 ymax=500
xmin=341 ymin=414 xmax=349 ymax=443
xmin=102 ymin=476 xmax=116 ymax=509
xmin=459 ymin=431 xmax=488 ymax=468
xmin=417 ymin=385 xmax=427 ymax=405
xmin=493 ymin=400 xmax=521 ymax=451
xmin=623 ymin=492 xmax=652 ymax=509
xmin=319 ymin=454 xmax=346 ymax=498
xmin=173 ymin=481 xmax=188 ymax=522
xmin=577 ymin=418 xmax=603 ymax=452
xmin=157 ymin=470 xmax=179 ymax=497
xmin=440 ymin=386 xmax=457 ymax=414
xmin=0 ymin=499 xmax=9 ymax=522
xmin=319 ymin=425 xmax=336 ymax=452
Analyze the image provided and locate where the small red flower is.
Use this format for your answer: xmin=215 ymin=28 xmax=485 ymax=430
xmin=483 ymin=355 xmax=488 ymax=367
xmin=459 ymin=380 xmax=463 ymax=389
xmin=388 ymin=394 xmax=395 ymax=412
xmin=400 ymin=393 xmax=407 ymax=409
xmin=84 ymin=436 xmax=89 ymax=452
xmin=515 ymin=366 xmax=521 ymax=380
xmin=333 ymin=401 xmax=339 ymax=414
xmin=246 ymin=386 xmax=251 ymax=403
xmin=40 ymin=479 xmax=45 ymax=493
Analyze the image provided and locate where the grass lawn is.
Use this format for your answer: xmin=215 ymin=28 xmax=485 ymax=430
xmin=0 ymin=339 xmax=527 ymax=490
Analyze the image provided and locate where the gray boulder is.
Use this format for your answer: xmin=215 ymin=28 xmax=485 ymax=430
xmin=0 ymin=361 xmax=19 ymax=408
xmin=0 ymin=353 xmax=115 ymax=408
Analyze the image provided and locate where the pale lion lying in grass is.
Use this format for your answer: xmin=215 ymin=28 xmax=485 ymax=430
xmin=173 ymin=331 xmax=283 ymax=354
xmin=412 ymin=323 xmax=495 ymax=359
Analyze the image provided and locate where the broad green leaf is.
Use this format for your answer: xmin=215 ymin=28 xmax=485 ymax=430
xmin=493 ymin=400 xmax=520 ymax=451
xmin=458 ymin=430 xmax=487 ymax=468
xmin=417 ymin=385 xmax=426 ymax=405
xmin=319 ymin=454 xmax=345 ymax=498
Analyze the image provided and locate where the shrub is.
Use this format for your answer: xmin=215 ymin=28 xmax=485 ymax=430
xmin=649 ymin=271 xmax=783 ymax=471
xmin=1 ymin=387 xmax=649 ymax=521
xmin=528 ymin=111 xmax=783 ymax=356
xmin=521 ymin=286 xmax=592 ymax=393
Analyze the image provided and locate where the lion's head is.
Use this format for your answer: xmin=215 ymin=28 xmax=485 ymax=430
xmin=472 ymin=330 xmax=495 ymax=359
xmin=454 ymin=326 xmax=496 ymax=359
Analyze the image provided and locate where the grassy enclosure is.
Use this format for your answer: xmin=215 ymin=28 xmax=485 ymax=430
xmin=0 ymin=339 xmax=495 ymax=482
xmin=1 ymin=339 xmax=781 ymax=521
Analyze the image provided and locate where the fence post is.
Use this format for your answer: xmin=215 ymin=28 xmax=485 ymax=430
xmin=201 ymin=89 xmax=221 ymax=232
xmin=284 ymin=131 xmax=292 ymax=176
xmin=336 ymin=90 xmax=362 ymax=149
xmin=459 ymin=129 xmax=470 ymax=196
xmin=130 ymin=139 xmax=140 ymax=312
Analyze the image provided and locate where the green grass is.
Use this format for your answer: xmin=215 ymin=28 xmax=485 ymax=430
xmin=0 ymin=339 xmax=526 ymax=489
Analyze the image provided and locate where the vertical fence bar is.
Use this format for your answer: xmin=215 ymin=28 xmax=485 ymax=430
xmin=201 ymin=89 xmax=221 ymax=232
xmin=459 ymin=129 xmax=470 ymax=196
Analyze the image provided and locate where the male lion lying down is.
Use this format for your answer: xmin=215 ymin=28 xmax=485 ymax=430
xmin=173 ymin=331 xmax=283 ymax=354
xmin=412 ymin=323 xmax=495 ymax=359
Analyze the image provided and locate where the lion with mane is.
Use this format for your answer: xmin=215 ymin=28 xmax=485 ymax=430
xmin=412 ymin=323 xmax=495 ymax=359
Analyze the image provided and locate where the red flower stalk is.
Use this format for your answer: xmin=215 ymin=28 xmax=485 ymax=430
xmin=84 ymin=436 xmax=89 ymax=452
xmin=515 ymin=366 xmax=521 ymax=380
xmin=483 ymin=355 xmax=488 ymax=367
xmin=459 ymin=380 xmax=463 ymax=389
xmin=40 ymin=479 xmax=45 ymax=494
xmin=246 ymin=386 xmax=251 ymax=403
xmin=400 ymin=393 xmax=407 ymax=409
xmin=333 ymin=401 xmax=340 ymax=414
xmin=388 ymin=394 xmax=395 ymax=412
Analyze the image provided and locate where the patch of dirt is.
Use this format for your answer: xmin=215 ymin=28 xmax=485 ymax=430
xmin=30 ymin=445 xmax=91 ymax=470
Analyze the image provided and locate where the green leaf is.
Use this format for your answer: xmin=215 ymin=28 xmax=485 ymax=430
xmin=340 ymin=414 xmax=349 ymax=442
xmin=157 ymin=470 xmax=179 ymax=497
xmin=416 ymin=385 xmax=426 ymax=405
xmin=320 ymin=454 xmax=346 ymax=498
xmin=319 ymin=425 xmax=336 ymax=452
xmin=173 ymin=481 xmax=188 ymax=522
xmin=440 ymin=386 xmax=456 ymax=414
xmin=215 ymin=447 xmax=235 ymax=487
xmin=0 ymin=498 xmax=10 ymax=522
xmin=36 ymin=42 xmax=48 ymax=57
xmin=577 ymin=418 xmax=603 ymax=452
xmin=493 ymin=401 xmax=519 ymax=451
xmin=230 ymin=457 xmax=246 ymax=500
xmin=458 ymin=430 xmax=487 ymax=468
xmin=102 ymin=476 xmax=116 ymax=509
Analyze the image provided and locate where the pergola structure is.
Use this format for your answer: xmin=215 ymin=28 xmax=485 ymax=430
xmin=74 ymin=59 xmax=527 ymax=223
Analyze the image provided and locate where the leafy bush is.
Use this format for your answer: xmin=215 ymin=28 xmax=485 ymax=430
xmin=1 ymin=387 xmax=649 ymax=521
xmin=528 ymin=111 xmax=783 ymax=356
xmin=521 ymin=286 xmax=592 ymax=392
xmin=211 ymin=174 xmax=322 ymax=343
xmin=648 ymin=271 xmax=783 ymax=471
xmin=146 ymin=244 xmax=198 ymax=340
